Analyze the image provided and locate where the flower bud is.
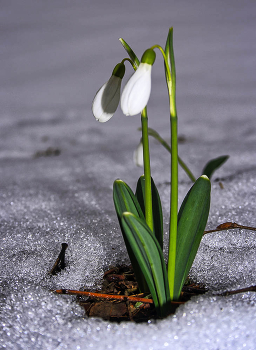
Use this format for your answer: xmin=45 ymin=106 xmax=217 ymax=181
xmin=112 ymin=62 xmax=125 ymax=79
xmin=121 ymin=49 xmax=155 ymax=116
xmin=92 ymin=63 xmax=125 ymax=122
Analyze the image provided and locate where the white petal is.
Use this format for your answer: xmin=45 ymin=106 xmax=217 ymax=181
xmin=133 ymin=141 xmax=144 ymax=167
xmin=92 ymin=76 xmax=121 ymax=122
xmin=121 ymin=63 xmax=152 ymax=116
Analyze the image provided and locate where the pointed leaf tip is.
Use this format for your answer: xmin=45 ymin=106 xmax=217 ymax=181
xmin=202 ymin=155 xmax=229 ymax=179
xmin=119 ymin=38 xmax=140 ymax=68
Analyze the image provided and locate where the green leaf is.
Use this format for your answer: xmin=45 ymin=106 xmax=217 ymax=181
xmin=174 ymin=175 xmax=211 ymax=300
xmin=119 ymin=38 xmax=140 ymax=69
xmin=113 ymin=179 xmax=148 ymax=292
xmin=202 ymin=155 xmax=229 ymax=179
xmin=113 ymin=179 xmax=144 ymax=221
xmin=164 ymin=29 xmax=172 ymax=83
xmin=121 ymin=212 xmax=170 ymax=316
xmin=135 ymin=175 xmax=163 ymax=249
xmin=164 ymin=28 xmax=176 ymax=87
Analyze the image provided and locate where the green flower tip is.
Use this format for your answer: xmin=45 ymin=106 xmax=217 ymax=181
xmin=141 ymin=49 xmax=156 ymax=65
xmin=114 ymin=179 xmax=124 ymax=186
xmin=122 ymin=211 xmax=131 ymax=218
xmin=112 ymin=62 xmax=125 ymax=79
xmin=201 ymin=174 xmax=210 ymax=181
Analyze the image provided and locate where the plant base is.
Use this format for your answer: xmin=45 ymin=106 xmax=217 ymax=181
xmin=78 ymin=265 xmax=207 ymax=323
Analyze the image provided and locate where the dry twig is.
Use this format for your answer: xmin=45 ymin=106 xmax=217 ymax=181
xmin=219 ymin=285 xmax=256 ymax=296
xmin=204 ymin=222 xmax=256 ymax=235
xmin=54 ymin=289 xmax=184 ymax=305
xmin=49 ymin=243 xmax=68 ymax=275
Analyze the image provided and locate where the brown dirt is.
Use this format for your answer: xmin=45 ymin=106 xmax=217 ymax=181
xmin=77 ymin=265 xmax=207 ymax=323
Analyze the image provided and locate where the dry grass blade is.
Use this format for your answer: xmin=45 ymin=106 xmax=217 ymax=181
xmin=204 ymin=222 xmax=256 ymax=234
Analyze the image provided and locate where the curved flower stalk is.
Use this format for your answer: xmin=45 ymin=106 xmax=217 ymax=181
xmin=92 ymin=62 xmax=125 ymax=122
xmin=121 ymin=49 xmax=156 ymax=116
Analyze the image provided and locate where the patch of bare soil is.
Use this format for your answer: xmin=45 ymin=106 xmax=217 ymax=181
xmin=77 ymin=265 xmax=206 ymax=323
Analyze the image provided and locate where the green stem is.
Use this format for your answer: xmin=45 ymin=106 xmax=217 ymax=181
xmin=150 ymin=45 xmax=171 ymax=82
xmin=121 ymin=57 xmax=136 ymax=70
xmin=168 ymin=111 xmax=178 ymax=300
xmin=141 ymin=108 xmax=154 ymax=232
xmin=119 ymin=48 xmax=154 ymax=231
xmin=151 ymin=34 xmax=179 ymax=300
xmin=146 ymin=128 xmax=196 ymax=182
xmin=166 ymin=28 xmax=178 ymax=301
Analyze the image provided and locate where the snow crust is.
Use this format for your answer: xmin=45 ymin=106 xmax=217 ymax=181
xmin=1 ymin=0 xmax=256 ymax=349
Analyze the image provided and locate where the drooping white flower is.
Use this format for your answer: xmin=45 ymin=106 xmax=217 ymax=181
xmin=121 ymin=49 xmax=156 ymax=116
xmin=133 ymin=140 xmax=144 ymax=167
xmin=92 ymin=63 xmax=125 ymax=122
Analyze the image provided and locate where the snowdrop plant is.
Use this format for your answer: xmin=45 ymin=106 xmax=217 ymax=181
xmin=92 ymin=28 xmax=213 ymax=317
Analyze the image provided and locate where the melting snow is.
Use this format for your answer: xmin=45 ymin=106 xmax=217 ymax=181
xmin=1 ymin=0 xmax=256 ymax=349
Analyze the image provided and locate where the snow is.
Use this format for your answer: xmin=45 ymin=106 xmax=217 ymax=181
xmin=1 ymin=0 xmax=256 ymax=349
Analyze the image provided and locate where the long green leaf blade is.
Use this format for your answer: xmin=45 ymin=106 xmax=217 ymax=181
xmin=202 ymin=155 xmax=229 ymax=179
xmin=113 ymin=179 xmax=148 ymax=292
xmin=119 ymin=38 xmax=140 ymax=69
xmin=121 ymin=212 xmax=170 ymax=316
xmin=164 ymin=28 xmax=172 ymax=85
xmin=174 ymin=175 xmax=211 ymax=300
xmin=135 ymin=175 xmax=163 ymax=249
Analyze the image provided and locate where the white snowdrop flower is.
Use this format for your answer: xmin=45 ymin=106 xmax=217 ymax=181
xmin=133 ymin=140 xmax=144 ymax=167
xmin=92 ymin=63 xmax=125 ymax=122
xmin=121 ymin=49 xmax=156 ymax=116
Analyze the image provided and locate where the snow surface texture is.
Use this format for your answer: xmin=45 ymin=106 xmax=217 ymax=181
xmin=1 ymin=0 xmax=256 ymax=349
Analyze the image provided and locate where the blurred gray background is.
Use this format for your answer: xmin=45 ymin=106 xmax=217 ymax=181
xmin=1 ymin=0 xmax=255 ymax=119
